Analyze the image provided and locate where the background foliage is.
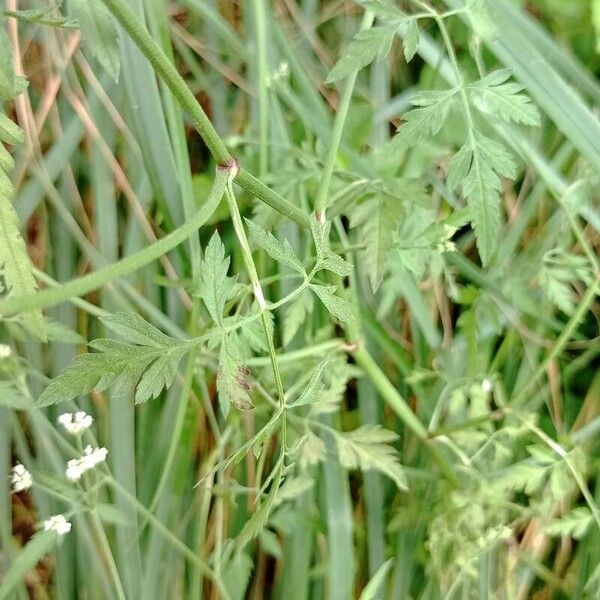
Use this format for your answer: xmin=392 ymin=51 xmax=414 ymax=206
xmin=0 ymin=0 xmax=599 ymax=598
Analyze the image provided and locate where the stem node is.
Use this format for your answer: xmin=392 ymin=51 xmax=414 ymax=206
xmin=218 ymin=157 xmax=240 ymax=178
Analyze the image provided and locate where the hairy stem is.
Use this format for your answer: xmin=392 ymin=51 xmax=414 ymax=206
xmin=99 ymin=0 xmax=309 ymax=227
xmin=0 ymin=168 xmax=228 ymax=316
xmin=223 ymin=168 xmax=286 ymax=406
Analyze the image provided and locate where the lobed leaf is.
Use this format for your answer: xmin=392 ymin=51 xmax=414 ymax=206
xmin=452 ymin=133 xmax=516 ymax=265
xmin=282 ymin=290 xmax=313 ymax=345
xmin=245 ymin=218 xmax=305 ymax=274
xmin=309 ymin=284 xmax=356 ymax=324
xmin=334 ymin=425 xmax=407 ymax=490
xmin=288 ymin=359 xmax=329 ymax=407
xmin=543 ymin=507 xmax=593 ymax=540
xmin=196 ymin=232 xmax=237 ymax=325
xmin=470 ymin=69 xmax=540 ymax=126
xmin=326 ymin=23 xmax=400 ymax=83
xmin=100 ymin=312 xmax=180 ymax=347
xmin=318 ymin=252 xmax=353 ymax=277
xmin=403 ymin=18 xmax=420 ymax=62
xmin=299 ymin=430 xmax=327 ymax=469
xmin=350 ymin=192 xmax=405 ymax=291
xmin=392 ymin=88 xmax=457 ymax=149
xmin=37 ymin=320 xmax=191 ymax=406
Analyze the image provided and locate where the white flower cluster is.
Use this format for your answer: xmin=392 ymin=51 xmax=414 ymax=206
xmin=43 ymin=514 xmax=71 ymax=536
xmin=0 ymin=344 xmax=12 ymax=359
xmin=57 ymin=411 xmax=93 ymax=435
xmin=11 ymin=463 xmax=33 ymax=493
xmin=66 ymin=446 xmax=108 ymax=481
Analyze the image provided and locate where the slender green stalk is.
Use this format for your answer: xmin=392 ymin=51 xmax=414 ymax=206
xmin=244 ymin=338 xmax=346 ymax=366
xmin=0 ymin=169 xmax=228 ymax=317
xmin=101 ymin=0 xmax=225 ymax=161
xmin=557 ymin=194 xmax=600 ymax=273
xmin=253 ymin=0 xmax=269 ymax=176
xmin=524 ymin=420 xmax=600 ymax=533
xmin=414 ymin=1 xmax=480 ymax=183
xmin=353 ymin=348 xmax=459 ymax=486
xmin=353 ymin=348 xmax=426 ymax=439
xmin=333 ymin=217 xmax=459 ymax=486
xmin=89 ymin=512 xmax=127 ymax=600
xmin=147 ymin=302 xmax=201 ymax=516
xmin=314 ymin=11 xmax=374 ymax=218
xmin=99 ymin=0 xmax=309 ymax=228
xmin=107 ymin=478 xmax=232 ymax=600
xmin=512 ymin=281 xmax=599 ymax=406
xmin=224 ymin=167 xmax=285 ymax=405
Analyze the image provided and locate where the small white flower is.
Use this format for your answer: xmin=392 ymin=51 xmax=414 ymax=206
xmin=65 ymin=446 xmax=108 ymax=481
xmin=0 ymin=344 xmax=12 ymax=359
xmin=65 ymin=458 xmax=87 ymax=482
xmin=43 ymin=514 xmax=71 ymax=536
xmin=482 ymin=379 xmax=493 ymax=394
xmin=82 ymin=445 xmax=108 ymax=468
xmin=11 ymin=463 xmax=32 ymax=492
xmin=57 ymin=411 xmax=93 ymax=435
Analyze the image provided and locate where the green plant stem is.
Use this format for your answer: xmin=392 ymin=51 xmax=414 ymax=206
xmin=101 ymin=0 xmax=221 ymax=160
xmin=330 ymin=218 xmax=458 ymax=486
xmin=33 ymin=270 xmax=106 ymax=319
xmin=314 ymin=11 xmax=374 ymax=218
xmin=89 ymin=511 xmax=127 ymax=600
xmin=99 ymin=0 xmax=309 ymax=228
xmin=253 ymin=0 xmax=269 ymax=176
xmin=0 ymin=169 xmax=228 ymax=317
xmin=197 ymin=409 xmax=284 ymax=484
xmin=524 ymin=420 xmax=600 ymax=534
xmin=353 ymin=348 xmax=459 ymax=486
xmin=107 ymin=478 xmax=231 ymax=600
xmin=511 ymin=280 xmax=599 ymax=406
xmin=146 ymin=302 xmax=201 ymax=517
xmin=557 ymin=194 xmax=600 ymax=274
xmin=224 ymin=172 xmax=285 ymax=405
xmin=413 ymin=1 xmax=482 ymax=227
xmin=244 ymin=338 xmax=346 ymax=366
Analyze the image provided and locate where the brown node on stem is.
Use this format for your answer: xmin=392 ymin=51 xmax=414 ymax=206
xmin=341 ymin=341 xmax=359 ymax=353
xmin=218 ymin=157 xmax=240 ymax=177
